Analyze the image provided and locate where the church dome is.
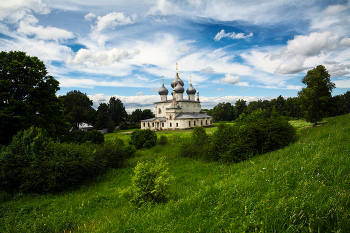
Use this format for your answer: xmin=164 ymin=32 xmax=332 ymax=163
xmin=174 ymin=82 xmax=184 ymax=93
xmin=186 ymin=83 xmax=196 ymax=95
xmin=158 ymin=84 xmax=168 ymax=95
xmin=171 ymin=72 xmax=184 ymax=88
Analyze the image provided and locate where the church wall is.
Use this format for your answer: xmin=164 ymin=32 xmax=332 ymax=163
xmin=178 ymin=101 xmax=201 ymax=113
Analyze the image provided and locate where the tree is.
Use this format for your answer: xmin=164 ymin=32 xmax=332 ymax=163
xmin=141 ymin=109 xmax=155 ymax=120
xmin=108 ymin=97 xmax=127 ymax=126
xmin=233 ymin=99 xmax=247 ymax=119
xmin=60 ymin=90 xmax=95 ymax=129
xmin=298 ymin=65 xmax=335 ymax=127
xmin=95 ymin=103 xmax=110 ymax=129
xmin=210 ymin=102 xmax=234 ymax=122
xmin=0 ymin=51 xmax=68 ymax=145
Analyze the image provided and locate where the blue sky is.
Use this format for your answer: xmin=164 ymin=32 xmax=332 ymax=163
xmin=1 ymin=0 xmax=350 ymax=112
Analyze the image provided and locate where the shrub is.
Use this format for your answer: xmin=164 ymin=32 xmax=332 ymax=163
xmin=130 ymin=129 xmax=157 ymax=149
xmin=121 ymin=157 xmax=174 ymax=207
xmin=205 ymin=116 xmax=296 ymax=163
xmin=0 ymin=126 xmax=134 ymax=194
xmin=180 ymin=127 xmax=208 ymax=158
xmin=84 ymin=130 xmax=104 ymax=144
xmin=119 ymin=122 xmax=128 ymax=130
xmin=107 ymin=121 xmax=116 ymax=133
xmin=158 ymin=135 xmax=168 ymax=146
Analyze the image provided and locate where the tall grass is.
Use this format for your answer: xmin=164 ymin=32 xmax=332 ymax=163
xmin=0 ymin=115 xmax=349 ymax=232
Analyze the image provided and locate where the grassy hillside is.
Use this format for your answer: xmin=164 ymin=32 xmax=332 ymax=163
xmin=1 ymin=115 xmax=349 ymax=232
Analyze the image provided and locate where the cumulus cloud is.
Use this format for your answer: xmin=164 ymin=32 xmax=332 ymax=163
xmin=17 ymin=15 xmax=74 ymax=41
xmin=323 ymin=4 xmax=349 ymax=15
xmin=215 ymin=88 xmax=224 ymax=91
xmin=178 ymin=44 xmax=191 ymax=53
xmin=84 ymin=12 xmax=97 ymax=21
xmin=93 ymin=12 xmax=133 ymax=32
xmin=136 ymin=92 xmax=145 ymax=96
xmin=220 ymin=74 xmax=241 ymax=84
xmin=200 ymin=66 xmax=214 ymax=73
xmin=324 ymin=61 xmax=350 ymax=76
xmin=214 ymin=29 xmax=253 ymax=41
xmin=272 ymin=31 xmax=341 ymax=74
xmin=340 ymin=37 xmax=350 ymax=47
xmin=67 ymin=48 xmax=140 ymax=66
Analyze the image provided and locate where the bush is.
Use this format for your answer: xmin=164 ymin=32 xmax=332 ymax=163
xmin=158 ymin=135 xmax=168 ymax=146
xmin=107 ymin=121 xmax=116 ymax=133
xmin=121 ymin=157 xmax=174 ymax=207
xmin=0 ymin=126 xmax=134 ymax=194
xmin=130 ymin=129 xmax=157 ymax=149
xmin=180 ymin=127 xmax=208 ymax=158
xmin=119 ymin=122 xmax=128 ymax=130
xmin=204 ymin=116 xmax=296 ymax=163
xmin=84 ymin=130 xmax=104 ymax=144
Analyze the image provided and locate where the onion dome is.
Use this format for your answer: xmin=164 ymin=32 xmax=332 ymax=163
xmin=158 ymin=84 xmax=168 ymax=95
xmin=171 ymin=72 xmax=184 ymax=88
xmin=174 ymin=82 xmax=184 ymax=93
xmin=186 ymin=83 xmax=196 ymax=95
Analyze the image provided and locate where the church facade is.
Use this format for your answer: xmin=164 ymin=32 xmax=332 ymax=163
xmin=141 ymin=64 xmax=213 ymax=130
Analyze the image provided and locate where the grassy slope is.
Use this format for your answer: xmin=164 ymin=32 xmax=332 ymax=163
xmin=0 ymin=116 xmax=349 ymax=232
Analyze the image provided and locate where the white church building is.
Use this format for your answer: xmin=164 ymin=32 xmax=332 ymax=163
xmin=141 ymin=64 xmax=213 ymax=130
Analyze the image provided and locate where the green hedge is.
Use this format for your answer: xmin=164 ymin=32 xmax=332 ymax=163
xmin=0 ymin=127 xmax=134 ymax=194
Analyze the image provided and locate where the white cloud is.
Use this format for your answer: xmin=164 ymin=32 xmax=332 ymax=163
xmin=0 ymin=0 xmax=50 ymax=21
xmin=200 ymin=66 xmax=214 ymax=73
xmin=323 ymin=4 xmax=349 ymax=15
xmin=323 ymin=61 xmax=350 ymax=77
xmin=215 ymin=88 xmax=224 ymax=92
xmin=136 ymin=92 xmax=145 ymax=96
xmin=272 ymin=31 xmax=341 ymax=74
xmin=67 ymin=48 xmax=140 ymax=66
xmin=17 ymin=15 xmax=74 ymax=41
xmin=214 ymin=29 xmax=253 ymax=41
xmin=220 ymin=74 xmax=241 ymax=84
xmin=340 ymin=38 xmax=350 ymax=47
xmin=93 ymin=12 xmax=133 ymax=32
xmin=333 ymin=78 xmax=350 ymax=88
xmin=178 ymin=44 xmax=191 ymax=53
xmin=146 ymin=0 xmax=174 ymax=16
xmin=84 ymin=12 xmax=97 ymax=21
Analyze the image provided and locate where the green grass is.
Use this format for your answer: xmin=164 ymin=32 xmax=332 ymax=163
xmin=1 ymin=116 xmax=349 ymax=232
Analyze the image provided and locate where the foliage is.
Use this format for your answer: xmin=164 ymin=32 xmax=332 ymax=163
xmin=298 ymin=65 xmax=335 ymax=126
xmin=108 ymin=97 xmax=127 ymax=126
xmin=208 ymin=102 xmax=234 ymax=122
xmin=180 ymin=126 xmax=208 ymax=158
xmin=60 ymin=90 xmax=95 ymax=130
xmin=128 ymin=109 xmax=155 ymax=123
xmin=1 ymin=114 xmax=350 ymax=232
xmin=60 ymin=129 xmax=104 ymax=144
xmin=0 ymin=51 xmax=69 ymax=146
xmin=95 ymin=103 xmax=110 ymax=130
xmin=119 ymin=122 xmax=128 ymax=130
xmin=121 ymin=157 xmax=174 ymax=207
xmin=158 ymin=135 xmax=168 ymax=146
xmin=107 ymin=120 xmax=116 ymax=133
xmin=233 ymin=99 xmax=247 ymax=119
xmin=130 ymin=129 xmax=157 ymax=149
xmin=0 ymin=126 xmax=133 ymax=194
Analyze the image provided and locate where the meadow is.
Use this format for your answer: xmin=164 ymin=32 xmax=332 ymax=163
xmin=0 ymin=115 xmax=349 ymax=232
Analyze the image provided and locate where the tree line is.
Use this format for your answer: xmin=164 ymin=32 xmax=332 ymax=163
xmin=207 ymin=66 xmax=349 ymax=124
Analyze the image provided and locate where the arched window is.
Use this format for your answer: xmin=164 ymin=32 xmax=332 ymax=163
xmin=169 ymin=115 xmax=172 ymax=120
xmin=210 ymin=119 xmax=212 ymax=124
xmin=158 ymin=108 xmax=162 ymax=114
xmin=201 ymin=120 xmax=203 ymax=126
xmin=148 ymin=123 xmax=150 ymax=127
xmin=194 ymin=121 xmax=196 ymax=126
xmin=162 ymin=123 xmax=164 ymax=127
xmin=176 ymin=123 xmax=178 ymax=127
xmin=143 ymin=122 xmax=145 ymax=127
xmin=189 ymin=121 xmax=191 ymax=127
xmin=205 ymin=120 xmax=207 ymax=125
xmin=170 ymin=123 xmax=172 ymax=127
xmin=152 ymin=122 xmax=154 ymax=127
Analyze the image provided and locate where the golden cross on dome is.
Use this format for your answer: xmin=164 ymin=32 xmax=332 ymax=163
xmin=176 ymin=62 xmax=178 ymax=72
xmin=190 ymin=76 xmax=192 ymax=84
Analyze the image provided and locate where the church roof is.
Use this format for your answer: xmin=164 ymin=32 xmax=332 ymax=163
xmin=174 ymin=82 xmax=184 ymax=93
xmin=141 ymin=117 xmax=167 ymax=122
xmin=171 ymin=72 xmax=184 ymax=88
xmin=186 ymin=83 xmax=196 ymax=95
xmin=158 ymin=84 xmax=168 ymax=95
xmin=174 ymin=112 xmax=212 ymax=119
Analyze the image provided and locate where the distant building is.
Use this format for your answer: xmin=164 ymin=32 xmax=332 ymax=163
xmin=141 ymin=64 xmax=213 ymax=130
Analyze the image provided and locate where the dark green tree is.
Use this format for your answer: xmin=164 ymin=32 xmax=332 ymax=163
xmin=0 ymin=51 xmax=68 ymax=145
xmin=60 ymin=90 xmax=95 ymax=129
xmin=95 ymin=103 xmax=110 ymax=129
xmin=298 ymin=65 xmax=335 ymax=127
xmin=141 ymin=109 xmax=155 ymax=120
xmin=210 ymin=102 xmax=234 ymax=122
xmin=108 ymin=97 xmax=127 ymax=126
xmin=233 ymin=99 xmax=247 ymax=119
xmin=129 ymin=109 xmax=143 ymax=123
